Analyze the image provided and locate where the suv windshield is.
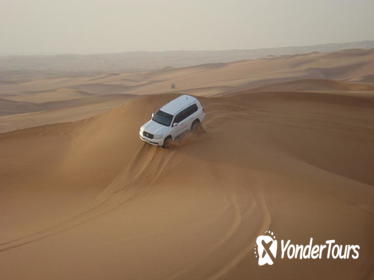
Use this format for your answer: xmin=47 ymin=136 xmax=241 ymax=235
xmin=152 ymin=110 xmax=173 ymax=126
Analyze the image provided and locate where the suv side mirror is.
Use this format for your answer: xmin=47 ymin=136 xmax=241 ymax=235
xmin=151 ymin=113 xmax=155 ymax=118
xmin=172 ymin=122 xmax=178 ymax=127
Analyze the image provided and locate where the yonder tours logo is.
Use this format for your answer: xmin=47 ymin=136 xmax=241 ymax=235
xmin=254 ymin=231 xmax=360 ymax=266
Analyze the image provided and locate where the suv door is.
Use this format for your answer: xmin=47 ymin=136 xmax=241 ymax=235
xmin=183 ymin=104 xmax=198 ymax=129
xmin=172 ymin=109 xmax=188 ymax=137
xmin=172 ymin=104 xmax=197 ymax=137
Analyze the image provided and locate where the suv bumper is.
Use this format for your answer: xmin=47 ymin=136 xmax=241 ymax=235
xmin=139 ymin=133 xmax=163 ymax=146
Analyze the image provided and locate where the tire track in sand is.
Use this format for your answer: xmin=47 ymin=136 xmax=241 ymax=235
xmin=0 ymin=144 xmax=176 ymax=253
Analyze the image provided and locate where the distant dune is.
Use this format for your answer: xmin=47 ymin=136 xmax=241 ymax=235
xmin=0 ymin=91 xmax=373 ymax=279
xmin=1 ymin=40 xmax=373 ymax=74
xmin=0 ymin=48 xmax=373 ymax=133
xmin=251 ymin=78 xmax=374 ymax=92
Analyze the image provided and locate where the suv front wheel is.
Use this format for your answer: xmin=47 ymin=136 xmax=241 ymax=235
xmin=162 ymin=136 xmax=172 ymax=149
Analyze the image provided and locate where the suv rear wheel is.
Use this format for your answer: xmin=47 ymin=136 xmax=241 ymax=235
xmin=191 ymin=119 xmax=201 ymax=132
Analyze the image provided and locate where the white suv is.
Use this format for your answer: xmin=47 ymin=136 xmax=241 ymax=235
xmin=139 ymin=95 xmax=205 ymax=148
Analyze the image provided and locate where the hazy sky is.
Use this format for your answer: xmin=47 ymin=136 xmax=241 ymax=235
xmin=1 ymin=0 xmax=373 ymax=55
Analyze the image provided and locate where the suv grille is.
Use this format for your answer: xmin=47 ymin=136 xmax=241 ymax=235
xmin=143 ymin=131 xmax=154 ymax=139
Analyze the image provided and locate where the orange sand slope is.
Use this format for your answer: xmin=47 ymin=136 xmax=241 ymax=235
xmin=0 ymin=92 xmax=373 ymax=280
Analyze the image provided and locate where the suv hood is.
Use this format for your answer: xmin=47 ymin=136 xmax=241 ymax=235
xmin=141 ymin=120 xmax=170 ymax=136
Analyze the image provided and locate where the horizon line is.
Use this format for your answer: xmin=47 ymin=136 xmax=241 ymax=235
xmin=1 ymin=39 xmax=373 ymax=57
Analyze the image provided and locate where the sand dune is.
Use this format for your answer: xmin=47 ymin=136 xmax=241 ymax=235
xmin=2 ymin=41 xmax=373 ymax=73
xmin=1 ymin=49 xmax=373 ymax=134
xmin=251 ymin=78 xmax=374 ymax=93
xmin=1 ymin=49 xmax=374 ymax=100
xmin=5 ymin=88 xmax=91 ymax=104
xmin=0 ymin=94 xmax=133 ymax=133
xmin=0 ymin=48 xmax=373 ymax=279
xmin=0 ymin=91 xmax=373 ymax=279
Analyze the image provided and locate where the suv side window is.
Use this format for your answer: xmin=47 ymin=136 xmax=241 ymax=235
xmin=183 ymin=104 xmax=198 ymax=119
xmin=189 ymin=104 xmax=198 ymax=115
xmin=174 ymin=110 xmax=186 ymax=123
xmin=173 ymin=103 xmax=198 ymax=124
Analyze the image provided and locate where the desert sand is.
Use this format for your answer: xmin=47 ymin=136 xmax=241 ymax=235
xmin=1 ymin=48 xmax=374 ymax=133
xmin=0 ymin=50 xmax=374 ymax=280
xmin=1 ymin=49 xmax=374 ymax=133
